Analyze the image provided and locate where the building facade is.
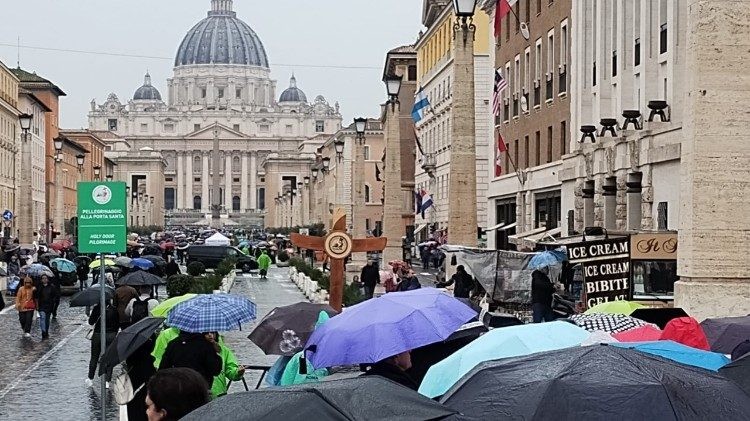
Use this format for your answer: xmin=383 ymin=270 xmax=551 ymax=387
xmin=483 ymin=0 xmax=572 ymax=251
xmin=0 ymin=60 xmax=19 ymax=240
xmin=414 ymin=0 xmax=491 ymax=244
xmin=88 ymin=0 xmax=342 ymax=228
xmin=17 ymin=90 xmax=49 ymax=235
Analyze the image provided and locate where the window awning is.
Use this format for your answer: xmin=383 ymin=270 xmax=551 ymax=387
xmin=508 ymin=226 xmax=547 ymax=244
xmin=486 ymin=222 xmax=506 ymax=231
xmin=414 ymin=224 xmax=428 ymax=235
xmin=525 ymin=226 xmax=563 ymax=244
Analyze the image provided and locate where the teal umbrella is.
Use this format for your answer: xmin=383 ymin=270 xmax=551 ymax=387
xmin=50 ymin=258 xmax=77 ymax=273
xmin=612 ymin=340 xmax=730 ymax=371
xmin=418 ymin=320 xmax=590 ymax=398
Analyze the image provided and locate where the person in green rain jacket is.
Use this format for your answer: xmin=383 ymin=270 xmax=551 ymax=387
xmin=152 ymin=327 xmax=245 ymax=398
xmin=257 ymin=250 xmax=272 ymax=279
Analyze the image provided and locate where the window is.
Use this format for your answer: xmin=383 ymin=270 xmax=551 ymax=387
xmin=315 ymin=120 xmax=325 ymax=133
xmin=232 ymin=196 xmax=240 ymax=211
xmin=560 ymin=120 xmax=567 ymax=155
xmin=546 ymin=29 xmax=554 ymax=101
xmin=193 ymin=195 xmax=202 ymax=210
xmin=525 ymin=0 xmax=530 ymax=23
xmin=634 ymin=0 xmax=642 ymax=66
xmin=547 ymin=126 xmax=553 ymax=162
xmin=659 ymin=0 xmax=668 ymax=54
xmin=560 ymin=21 xmax=568 ymax=93
xmin=164 ymin=188 xmax=175 ymax=210
xmin=495 ymin=200 xmax=517 ymax=250
xmin=536 ymin=0 xmax=541 ymax=15
xmin=593 ymin=61 xmax=597 ymax=87
xmin=140 ymin=123 xmax=148 ymax=132
xmin=408 ymin=65 xmax=417 ymax=81
xmin=535 ymin=192 xmax=561 ymax=229
xmin=364 ymin=185 xmax=371 ymax=203
xmin=514 ymin=139 xmax=519 ymax=170
xmin=164 ymin=123 xmax=174 ymax=132
xmin=233 ymin=124 xmax=240 ymax=132
xmin=612 ymin=51 xmax=618 ymax=77
xmin=634 ymin=38 xmax=641 ymax=66
xmin=524 ymin=47 xmax=531 ymax=100
xmin=363 ymin=145 xmax=370 ymax=160
xmin=201 ymin=88 xmax=206 ymax=98
xmin=534 ymin=132 xmax=541 ymax=166
xmin=194 ymin=124 xmax=201 ymax=132
xmin=524 ymin=135 xmax=530 ymax=168
xmin=260 ymin=124 xmax=270 ymax=133
xmin=258 ymin=187 xmax=265 ymax=210
xmin=218 ymin=88 xmax=224 ymax=99
xmin=657 ymin=202 xmax=668 ymax=230
xmin=236 ymin=88 xmax=242 ymax=98
xmin=194 ymin=177 xmax=200 ymax=182
xmin=285 ymin=124 xmax=293 ymax=134
xmin=108 ymin=119 xmax=118 ymax=131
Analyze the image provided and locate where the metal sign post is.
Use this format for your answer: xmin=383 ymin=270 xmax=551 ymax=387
xmin=77 ymin=181 xmax=127 ymax=421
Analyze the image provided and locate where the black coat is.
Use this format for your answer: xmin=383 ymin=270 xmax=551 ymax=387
xmin=448 ymin=271 xmax=474 ymax=299
xmin=89 ymin=304 xmax=120 ymax=333
xmin=360 ymin=264 xmax=380 ymax=288
xmin=531 ymin=270 xmax=555 ymax=307
xmin=362 ymin=362 xmax=419 ymax=390
xmin=35 ymin=283 xmax=59 ymax=313
xmin=159 ymin=332 xmax=222 ymax=387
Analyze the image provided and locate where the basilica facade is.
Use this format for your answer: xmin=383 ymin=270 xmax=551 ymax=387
xmin=88 ymin=0 xmax=341 ymax=227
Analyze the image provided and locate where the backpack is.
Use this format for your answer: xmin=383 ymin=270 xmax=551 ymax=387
xmin=131 ymin=297 xmax=151 ymax=323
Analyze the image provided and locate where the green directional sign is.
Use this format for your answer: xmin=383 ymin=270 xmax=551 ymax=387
xmin=77 ymin=182 xmax=127 ymax=253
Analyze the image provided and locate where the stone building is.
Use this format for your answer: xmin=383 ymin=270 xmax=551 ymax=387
xmin=61 ymin=129 xmax=109 ymax=182
xmin=482 ymin=0 xmax=571 ymax=250
xmin=11 ymin=67 xmax=66 ymax=242
xmin=88 ymin=0 xmax=342 ymax=227
xmin=17 ymin=89 xmax=50 ymax=235
xmin=0 ymin=60 xmax=19 ymax=240
xmin=413 ymin=0 xmax=491 ymax=244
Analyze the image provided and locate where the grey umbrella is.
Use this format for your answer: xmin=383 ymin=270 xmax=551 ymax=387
xmin=70 ymin=285 xmax=115 ymax=307
xmin=701 ymin=315 xmax=750 ymax=354
xmin=182 ymin=377 xmax=456 ymax=421
xmin=248 ymin=302 xmax=338 ymax=356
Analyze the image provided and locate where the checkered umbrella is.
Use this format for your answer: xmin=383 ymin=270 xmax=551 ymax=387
xmin=570 ymin=313 xmax=654 ymax=334
xmin=167 ymin=294 xmax=257 ymax=333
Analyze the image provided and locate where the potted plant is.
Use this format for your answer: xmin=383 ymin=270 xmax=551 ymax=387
xmin=276 ymin=250 xmax=290 ymax=267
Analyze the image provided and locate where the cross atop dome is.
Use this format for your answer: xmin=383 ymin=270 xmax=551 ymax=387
xmin=209 ymin=0 xmax=235 ymax=16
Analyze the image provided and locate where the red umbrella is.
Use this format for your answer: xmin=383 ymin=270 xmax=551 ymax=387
xmin=613 ymin=325 xmax=663 ymax=342
xmin=50 ymin=240 xmax=71 ymax=251
xmin=661 ymin=317 xmax=711 ymax=351
xmin=159 ymin=241 xmax=175 ymax=251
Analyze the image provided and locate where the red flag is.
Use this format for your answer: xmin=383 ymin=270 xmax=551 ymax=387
xmin=495 ymin=132 xmax=507 ymax=177
xmin=494 ymin=0 xmax=512 ymax=39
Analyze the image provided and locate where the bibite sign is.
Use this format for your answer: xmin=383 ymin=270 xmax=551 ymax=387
xmin=77 ymin=182 xmax=127 ymax=254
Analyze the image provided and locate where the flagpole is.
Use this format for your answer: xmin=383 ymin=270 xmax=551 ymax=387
xmin=495 ymin=125 xmax=525 ymax=186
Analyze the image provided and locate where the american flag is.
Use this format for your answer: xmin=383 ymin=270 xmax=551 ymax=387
xmin=492 ymin=68 xmax=507 ymax=117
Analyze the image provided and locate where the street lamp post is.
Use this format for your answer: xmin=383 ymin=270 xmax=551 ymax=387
xmin=53 ymin=137 xmax=65 ymax=240
xmin=297 ymin=181 xmax=304 ymax=226
xmin=381 ymin=74 xmax=404 ymax=263
xmin=18 ymin=114 xmax=33 ymax=244
xmin=303 ymin=176 xmax=310 ymax=226
xmin=448 ymin=0 xmax=479 ymax=247
xmin=93 ymin=165 xmax=101 ymax=181
xmin=352 ymin=117 xmax=368 ymax=266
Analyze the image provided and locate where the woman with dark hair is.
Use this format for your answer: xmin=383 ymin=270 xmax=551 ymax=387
xmin=145 ymin=368 xmax=209 ymax=421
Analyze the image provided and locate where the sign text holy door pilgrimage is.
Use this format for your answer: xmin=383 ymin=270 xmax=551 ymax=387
xmin=77 ymin=182 xmax=127 ymax=253
xmin=567 ymin=237 xmax=631 ymax=308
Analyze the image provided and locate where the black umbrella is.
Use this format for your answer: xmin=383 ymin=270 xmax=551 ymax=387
xmin=182 ymin=377 xmax=456 ymax=421
xmin=408 ymin=321 xmax=487 ymax=384
xmin=248 ymin=302 xmax=338 ymax=356
xmin=117 ymin=271 xmax=164 ymax=286
xmin=38 ymin=252 xmax=60 ymax=265
xmin=141 ymin=244 xmax=162 ymax=257
xmin=70 ymin=285 xmax=115 ymax=307
xmin=441 ymin=345 xmax=750 ymax=420
xmin=720 ymin=353 xmax=750 ymax=396
xmin=700 ymin=315 xmax=750 ymax=354
xmin=3 ymin=244 xmax=20 ymax=253
xmin=630 ymin=307 xmax=689 ymax=329
xmin=100 ymin=317 xmax=165 ymax=372
xmin=74 ymin=255 xmax=92 ymax=267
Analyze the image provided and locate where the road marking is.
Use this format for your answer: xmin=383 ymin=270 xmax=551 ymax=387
xmin=0 ymin=320 xmax=88 ymax=401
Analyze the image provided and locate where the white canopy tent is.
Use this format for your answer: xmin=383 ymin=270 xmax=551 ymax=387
xmin=205 ymin=232 xmax=231 ymax=246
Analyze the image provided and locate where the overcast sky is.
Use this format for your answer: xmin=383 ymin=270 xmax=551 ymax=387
xmin=0 ymin=0 xmax=423 ymax=129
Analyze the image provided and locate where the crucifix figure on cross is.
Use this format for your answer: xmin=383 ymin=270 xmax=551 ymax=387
xmin=291 ymin=208 xmax=387 ymax=311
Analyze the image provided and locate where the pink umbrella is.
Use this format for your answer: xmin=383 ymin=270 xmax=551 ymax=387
xmin=613 ymin=325 xmax=663 ymax=342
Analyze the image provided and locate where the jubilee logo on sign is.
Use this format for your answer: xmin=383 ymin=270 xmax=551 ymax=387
xmin=77 ymin=182 xmax=127 ymax=254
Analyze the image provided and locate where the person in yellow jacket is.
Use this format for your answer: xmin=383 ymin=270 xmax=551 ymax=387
xmin=152 ymin=327 xmax=245 ymax=398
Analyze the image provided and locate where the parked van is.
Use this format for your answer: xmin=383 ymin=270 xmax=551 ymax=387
xmin=186 ymin=245 xmax=258 ymax=272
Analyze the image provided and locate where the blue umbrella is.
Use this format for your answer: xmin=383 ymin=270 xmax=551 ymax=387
xmin=167 ymin=294 xmax=257 ymax=333
xmin=50 ymin=258 xmax=77 ymax=273
xmin=527 ymin=249 xmax=566 ymax=270
xmin=419 ymin=320 xmax=590 ymax=398
xmin=304 ymin=288 xmax=477 ymax=369
xmin=611 ymin=340 xmax=730 ymax=371
xmin=131 ymin=258 xmax=155 ymax=270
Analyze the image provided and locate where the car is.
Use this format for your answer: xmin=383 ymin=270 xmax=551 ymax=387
xmin=186 ymin=245 xmax=258 ymax=272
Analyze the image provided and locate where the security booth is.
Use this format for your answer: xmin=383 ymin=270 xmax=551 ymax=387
xmin=630 ymin=231 xmax=678 ymax=304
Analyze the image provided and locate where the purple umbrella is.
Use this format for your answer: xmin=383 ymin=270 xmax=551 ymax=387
xmin=304 ymin=288 xmax=477 ymax=368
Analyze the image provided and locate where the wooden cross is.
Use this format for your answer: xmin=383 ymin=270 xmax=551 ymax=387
xmin=291 ymin=208 xmax=387 ymax=311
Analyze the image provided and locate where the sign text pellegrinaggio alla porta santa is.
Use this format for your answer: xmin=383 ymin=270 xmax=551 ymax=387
xmin=77 ymin=182 xmax=127 ymax=254
xmin=567 ymin=237 xmax=631 ymax=308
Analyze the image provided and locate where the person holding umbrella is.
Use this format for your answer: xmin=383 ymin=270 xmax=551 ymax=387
xmin=532 ymin=268 xmax=556 ymax=323
xmin=86 ymin=298 xmax=119 ymax=387
xmin=35 ymin=275 xmax=59 ymax=339
xmin=363 ymin=351 xmax=418 ymax=390
xmin=158 ymin=330 xmax=222 ymax=389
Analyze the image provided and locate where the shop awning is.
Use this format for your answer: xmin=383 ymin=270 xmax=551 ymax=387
xmin=508 ymin=226 xmax=547 ymax=245
xmin=414 ymin=224 xmax=428 ymax=235
xmin=499 ymin=222 xmax=517 ymax=231
xmin=486 ymin=222 xmax=506 ymax=231
xmin=526 ymin=226 xmax=563 ymax=244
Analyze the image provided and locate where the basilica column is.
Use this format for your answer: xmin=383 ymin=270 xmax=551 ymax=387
xmin=249 ymin=152 xmax=258 ymax=210
xmin=185 ymin=153 xmax=193 ymax=210
xmin=224 ymin=152 xmax=232 ymax=211
xmin=176 ymin=152 xmax=185 ymax=210
xmin=202 ymin=152 xmax=210 ymax=213
xmin=241 ymin=152 xmax=249 ymax=211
